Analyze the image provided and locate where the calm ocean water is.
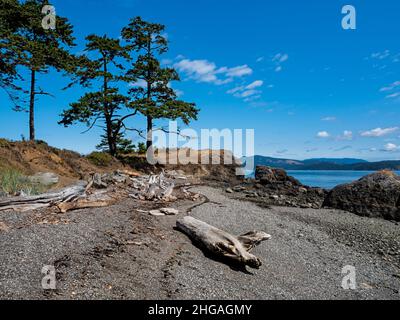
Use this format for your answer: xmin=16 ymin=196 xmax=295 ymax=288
xmin=286 ymin=170 xmax=400 ymax=189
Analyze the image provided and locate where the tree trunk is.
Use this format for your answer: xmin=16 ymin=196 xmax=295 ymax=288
xmin=104 ymin=116 xmax=117 ymax=157
xmin=146 ymin=115 xmax=153 ymax=150
xmin=146 ymin=40 xmax=153 ymax=151
xmin=29 ymin=69 xmax=36 ymax=141
xmin=102 ymin=56 xmax=116 ymax=157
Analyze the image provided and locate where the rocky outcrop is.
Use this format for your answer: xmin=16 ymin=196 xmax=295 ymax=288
xmin=255 ymin=166 xmax=302 ymax=186
xmin=323 ymin=170 xmax=400 ymax=221
xmin=228 ymin=166 xmax=327 ymax=209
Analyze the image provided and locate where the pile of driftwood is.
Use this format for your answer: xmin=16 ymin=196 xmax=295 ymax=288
xmin=0 ymin=170 xmax=189 ymax=213
xmin=128 ymin=172 xmax=176 ymax=201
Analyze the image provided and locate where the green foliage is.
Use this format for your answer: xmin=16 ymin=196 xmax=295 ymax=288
xmin=122 ymin=17 xmax=199 ymax=149
xmin=96 ymin=128 xmax=136 ymax=156
xmin=0 ymin=138 xmax=10 ymax=148
xmin=59 ymin=35 xmax=135 ymax=157
xmin=0 ymin=0 xmax=24 ymax=105
xmin=86 ymin=151 xmax=114 ymax=167
xmin=0 ymin=168 xmax=46 ymax=195
xmin=1 ymin=0 xmax=78 ymax=140
xmin=137 ymin=142 xmax=147 ymax=155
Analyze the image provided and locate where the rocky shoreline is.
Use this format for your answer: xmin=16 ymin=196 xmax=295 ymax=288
xmin=224 ymin=166 xmax=327 ymax=209
xmin=224 ymin=166 xmax=400 ymax=222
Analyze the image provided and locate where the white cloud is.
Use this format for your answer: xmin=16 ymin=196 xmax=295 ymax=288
xmin=174 ymin=59 xmax=218 ymax=83
xmin=371 ymin=50 xmax=390 ymax=60
xmin=238 ymin=90 xmax=259 ymax=98
xmin=379 ymin=80 xmax=400 ymax=92
xmin=386 ymin=92 xmax=400 ymax=99
xmin=272 ymin=53 xmax=289 ymax=72
xmin=360 ymin=127 xmax=399 ymax=137
xmin=317 ymin=131 xmax=330 ymax=138
xmin=245 ymin=80 xmax=263 ymax=90
xmin=174 ymin=58 xmax=252 ymax=85
xmin=256 ymin=56 xmax=264 ymax=62
xmin=129 ymin=79 xmax=147 ymax=88
xmin=338 ymin=130 xmax=353 ymax=140
xmin=321 ymin=116 xmax=336 ymax=121
xmin=223 ymin=65 xmax=253 ymax=77
xmin=227 ymin=80 xmax=263 ymax=100
xmin=380 ymin=80 xmax=400 ymax=98
xmin=383 ymin=143 xmax=399 ymax=152
xmin=174 ymin=89 xmax=184 ymax=97
xmin=272 ymin=53 xmax=289 ymax=63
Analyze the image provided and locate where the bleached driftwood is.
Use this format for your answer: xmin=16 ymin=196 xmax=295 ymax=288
xmin=0 ymin=184 xmax=86 ymax=212
xmin=57 ymin=200 xmax=112 ymax=213
xmin=176 ymin=216 xmax=271 ymax=269
xmin=56 ymin=188 xmax=118 ymax=213
xmin=0 ymin=169 xmax=185 ymax=213
xmin=129 ymin=171 xmax=177 ymax=201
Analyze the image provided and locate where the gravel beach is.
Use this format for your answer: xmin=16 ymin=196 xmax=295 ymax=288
xmin=0 ymin=185 xmax=399 ymax=300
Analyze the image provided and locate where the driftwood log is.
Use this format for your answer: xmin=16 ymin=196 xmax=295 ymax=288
xmin=176 ymin=216 xmax=271 ymax=269
xmin=0 ymin=184 xmax=86 ymax=212
xmin=57 ymin=200 xmax=112 ymax=213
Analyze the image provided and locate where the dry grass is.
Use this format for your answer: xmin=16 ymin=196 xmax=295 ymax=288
xmin=0 ymin=168 xmax=47 ymax=196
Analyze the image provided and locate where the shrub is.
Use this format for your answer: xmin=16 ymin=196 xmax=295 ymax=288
xmin=137 ymin=142 xmax=147 ymax=155
xmin=86 ymin=152 xmax=114 ymax=167
xmin=0 ymin=138 xmax=10 ymax=148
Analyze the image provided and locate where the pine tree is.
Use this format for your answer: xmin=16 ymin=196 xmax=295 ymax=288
xmin=0 ymin=0 xmax=24 ymax=106
xmin=122 ymin=17 xmax=199 ymax=150
xmin=59 ymin=35 xmax=136 ymax=157
xmin=1 ymin=0 xmax=77 ymax=141
xmin=96 ymin=123 xmax=136 ymax=155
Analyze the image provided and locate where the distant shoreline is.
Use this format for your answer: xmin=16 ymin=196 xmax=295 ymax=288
xmin=247 ymin=155 xmax=400 ymax=171
xmin=246 ymin=169 xmax=400 ymax=189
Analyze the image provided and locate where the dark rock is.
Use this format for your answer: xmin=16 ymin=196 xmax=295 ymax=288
xmin=230 ymin=166 xmax=326 ymax=209
xmin=255 ymin=166 xmax=302 ymax=186
xmin=323 ymin=170 xmax=400 ymax=221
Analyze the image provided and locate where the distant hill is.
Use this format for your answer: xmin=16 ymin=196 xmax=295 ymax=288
xmin=247 ymin=155 xmax=400 ymax=171
xmin=303 ymin=158 xmax=367 ymax=165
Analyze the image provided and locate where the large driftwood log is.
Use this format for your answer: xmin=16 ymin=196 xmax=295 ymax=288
xmin=176 ymin=216 xmax=271 ymax=269
xmin=57 ymin=200 xmax=112 ymax=213
xmin=0 ymin=184 xmax=86 ymax=212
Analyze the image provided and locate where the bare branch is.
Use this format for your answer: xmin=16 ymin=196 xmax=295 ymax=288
xmin=81 ymin=116 xmax=100 ymax=134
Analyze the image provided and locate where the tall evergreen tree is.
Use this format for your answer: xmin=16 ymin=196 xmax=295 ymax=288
xmin=1 ymin=0 xmax=76 ymax=141
xmin=122 ymin=17 xmax=199 ymax=150
xmin=0 ymin=0 xmax=24 ymax=106
xmin=59 ymin=35 xmax=136 ymax=157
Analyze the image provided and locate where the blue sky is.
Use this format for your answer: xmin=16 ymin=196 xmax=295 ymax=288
xmin=1 ymin=0 xmax=400 ymax=160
